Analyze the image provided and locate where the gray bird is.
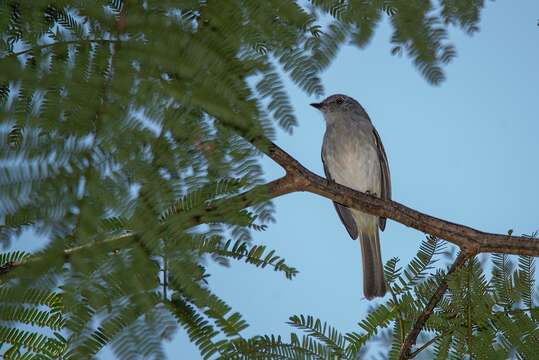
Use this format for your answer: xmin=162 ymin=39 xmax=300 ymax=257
xmin=311 ymin=94 xmax=391 ymax=299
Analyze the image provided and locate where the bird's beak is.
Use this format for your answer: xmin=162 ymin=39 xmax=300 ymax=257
xmin=310 ymin=102 xmax=323 ymax=110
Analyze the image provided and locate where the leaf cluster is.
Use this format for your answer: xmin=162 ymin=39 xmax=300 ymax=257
xmin=233 ymin=237 xmax=539 ymax=359
xmin=0 ymin=1 xmax=494 ymax=358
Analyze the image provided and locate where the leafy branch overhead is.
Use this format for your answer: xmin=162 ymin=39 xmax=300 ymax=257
xmin=2 ymin=1 xmax=536 ymax=360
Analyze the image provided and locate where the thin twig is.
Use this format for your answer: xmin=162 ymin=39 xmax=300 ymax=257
xmin=408 ymin=333 xmax=445 ymax=359
xmin=163 ymin=245 xmax=168 ymax=301
xmin=388 ymin=285 xmax=406 ymax=344
xmin=466 ymin=260 xmax=473 ymax=353
xmin=0 ymin=232 xmax=136 ymax=276
xmin=1 ymin=39 xmax=124 ymax=60
xmin=398 ymin=252 xmax=470 ymax=359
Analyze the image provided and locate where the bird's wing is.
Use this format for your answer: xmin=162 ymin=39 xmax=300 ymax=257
xmin=322 ymin=154 xmax=358 ymax=239
xmin=372 ymin=127 xmax=391 ymax=231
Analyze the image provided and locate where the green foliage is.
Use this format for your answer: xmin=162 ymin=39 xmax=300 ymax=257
xmin=0 ymin=283 xmax=67 ymax=358
xmin=392 ymin=235 xmax=445 ymax=294
xmin=0 ymin=0 xmax=496 ymax=358
xmin=192 ymin=236 xmax=299 ymax=279
xmin=230 ymin=238 xmax=539 ymax=359
xmin=287 ymin=315 xmax=348 ymax=358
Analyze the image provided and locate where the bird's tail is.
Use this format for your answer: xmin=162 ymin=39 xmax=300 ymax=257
xmin=359 ymin=227 xmax=386 ymax=299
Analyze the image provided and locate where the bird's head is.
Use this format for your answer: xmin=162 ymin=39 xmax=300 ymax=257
xmin=310 ymin=94 xmax=361 ymax=114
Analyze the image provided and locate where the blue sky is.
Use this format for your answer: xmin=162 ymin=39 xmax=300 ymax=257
xmin=166 ymin=1 xmax=539 ymax=358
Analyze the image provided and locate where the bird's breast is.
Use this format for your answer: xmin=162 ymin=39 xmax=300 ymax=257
xmin=322 ymin=120 xmax=381 ymax=195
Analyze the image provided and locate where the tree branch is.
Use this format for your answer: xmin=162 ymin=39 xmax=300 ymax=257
xmin=253 ymin=138 xmax=539 ymax=257
xmin=214 ymin=115 xmax=539 ymax=255
xmin=398 ymin=252 xmax=469 ymax=359
xmin=3 ymin=134 xmax=538 ymax=279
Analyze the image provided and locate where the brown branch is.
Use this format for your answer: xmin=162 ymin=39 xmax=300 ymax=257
xmin=398 ymin=252 xmax=469 ymax=360
xmin=253 ymin=139 xmax=539 ymax=257
xmin=213 ymin=114 xmax=539 ymax=256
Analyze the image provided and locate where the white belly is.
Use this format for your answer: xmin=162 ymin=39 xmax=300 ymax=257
xmin=322 ymin=121 xmax=381 ymax=229
xmin=322 ymin=129 xmax=381 ymax=196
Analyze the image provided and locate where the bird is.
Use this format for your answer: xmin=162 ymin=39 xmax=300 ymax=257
xmin=311 ymin=94 xmax=391 ymax=299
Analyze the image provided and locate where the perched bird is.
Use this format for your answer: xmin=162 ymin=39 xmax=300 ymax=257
xmin=311 ymin=94 xmax=391 ymax=299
